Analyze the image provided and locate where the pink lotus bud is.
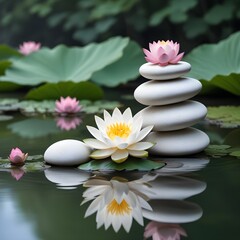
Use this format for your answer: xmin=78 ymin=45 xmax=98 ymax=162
xmin=143 ymin=40 xmax=184 ymax=66
xmin=55 ymin=96 xmax=82 ymax=116
xmin=11 ymin=168 xmax=25 ymax=181
xmin=19 ymin=41 xmax=41 ymax=55
xmin=9 ymin=147 xmax=28 ymax=166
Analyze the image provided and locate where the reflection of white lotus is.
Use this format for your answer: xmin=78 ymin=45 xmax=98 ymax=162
xmin=84 ymin=108 xmax=153 ymax=163
xmin=81 ymin=177 xmax=153 ymax=232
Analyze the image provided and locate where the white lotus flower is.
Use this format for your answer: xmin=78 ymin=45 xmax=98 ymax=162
xmin=81 ymin=176 xmax=153 ymax=232
xmin=84 ymin=108 xmax=154 ymax=163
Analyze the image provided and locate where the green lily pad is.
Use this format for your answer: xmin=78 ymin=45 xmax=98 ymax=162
xmin=205 ymin=144 xmax=240 ymax=158
xmin=207 ymin=106 xmax=240 ymax=128
xmin=0 ymin=155 xmax=46 ymax=172
xmin=92 ymin=41 xmax=144 ymax=87
xmin=185 ymin=31 xmax=240 ymax=95
xmin=25 ymin=81 xmax=104 ymax=100
xmin=78 ymin=158 xmax=165 ymax=171
xmin=8 ymin=118 xmax=60 ymax=138
xmin=80 ymin=100 xmax=122 ymax=114
xmin=0 ymin=37 xmax=129 ymax=86
xmin=230 ymin=151 xmax=240 ymax=158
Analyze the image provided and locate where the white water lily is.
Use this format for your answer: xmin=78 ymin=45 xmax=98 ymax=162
xmin=81 ymin=176 xmax=154 ymax=232
xmin=84 ymin=108 xmax=154 ymax=163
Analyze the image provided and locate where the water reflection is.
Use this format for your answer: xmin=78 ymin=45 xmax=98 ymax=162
xmin=144 ymin=222 xmax=187 ymax=240
xmin=55 ymin=116 xmax=82 ymax=131
xmin=43 ymin=157 xmax=209 ymax=237
xmin=10 ymin=168 xmax=25 ymax=181
xmin=81 ymin=174 xmax=155 ymax=232
xmin=44 ymin=168 xmax=90 ymax=190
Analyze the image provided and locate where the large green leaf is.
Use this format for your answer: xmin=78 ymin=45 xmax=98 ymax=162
xmin=25 ymin=81 xmax=104 ymax=100
xmin=0 ymin=45 xmax=22 ymax=91
xmin=0 ymin=45 xmax=21 ymax=61
xmin=79 ymin=158 xmax=165 ymax=171
xmin=0 ymin=37 xmax=129 ymax=86
xmin=204 ymin=3 xmax=234 ymax=25
xmin=185 ymin=31 xmax=240 ymax=95
xmin=92 ymin=41 xmax=144 ymax=87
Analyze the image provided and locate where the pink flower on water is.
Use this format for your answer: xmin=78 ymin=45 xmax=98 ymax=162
xmin=55 ymin=96 xmax=82 ymax=115
xmin=8 ymin=148 xmax=28 ymax=166
xmin=143 ymin=40 xmax=184 ymax=66
xmin=19 ymin=41 xmax=41 ymax=55
xmin=56 ymin=116 xmax=82 ymax=131
xmin=11 ymin=168 xmax=25 ymax=181
xmin=144 ymin=222 xmax=187 ymax=240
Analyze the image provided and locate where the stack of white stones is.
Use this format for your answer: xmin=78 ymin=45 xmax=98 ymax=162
xmin=134 ymin=61 xmax=209 ymax=156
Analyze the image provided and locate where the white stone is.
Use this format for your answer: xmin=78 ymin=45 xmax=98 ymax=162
xmin=139 ymin=61 xmax=191 ymax=80
xmin=44 ymin=139 xmax=90 ymax=166
xmin=134 ymin=77 xmax=202 ymax=106
xmin=146 ymin=127 xmax=210 ymax=156
xmin=143 ymin=200 xmax=202 ymax=223
xmin=146 ymin=176 xmax=206 ymax=200
xmin=141 ymin=100 xmax=207 ymax=131
xmin=44 ymin=168 xmax=90 ymax=190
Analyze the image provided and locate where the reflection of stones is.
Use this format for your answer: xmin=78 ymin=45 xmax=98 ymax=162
xmin=135 ymin=60 xmax=209 ymax=156
xmin=146 ymin=128 xmax=210 ymax=156
xmin=143 ymin=200 xmax=202 ymax=223
xmin=55 ymin=116 xmax=82 ymax=131
xmin=44 ymin=167 xmax=90 ymax=190
xmin=44 ymin=139 xmax=90 ymax=166
xmin=155 ymin=157 xmax=209 ymax=174
xmin=146 ymin=175 xmax=206 ymax=200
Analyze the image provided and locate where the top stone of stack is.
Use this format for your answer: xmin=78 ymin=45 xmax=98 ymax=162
xmin=139 ymin=61 xmax=191 ymax=80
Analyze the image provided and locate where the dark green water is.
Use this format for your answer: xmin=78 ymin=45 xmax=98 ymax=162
xmin=0 ymin=96 xmax=240 ymax=240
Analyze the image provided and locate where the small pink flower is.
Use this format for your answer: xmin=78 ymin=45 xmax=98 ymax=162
xmin=144 ymin=221 xmax=187 ymax=240
xmin=8 ymin=148 xmax=28 ymax=166
xmin=55 ymin=96 xmax=82 ymax=115
xmin=19 ymin=41 xmax=41 ymax=55
xmin=56 ymin=116 xmax=82 ymax=131
xmin=10 ymin=168 xmax=25 ymax=181
xmin=143 ymin=40 xmax=184 ymax=66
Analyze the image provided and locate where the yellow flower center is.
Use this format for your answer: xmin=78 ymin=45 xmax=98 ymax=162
xmin=106 ymin=122 xmax=131 ymax=140
xmin=107 ymin=199 xmax=131 ymax=216
xmin=159 ymin=40 xmax=169 ymax=46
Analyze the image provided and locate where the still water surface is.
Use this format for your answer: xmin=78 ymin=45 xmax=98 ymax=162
xmin=0 ymin=97 xmax=239 ymax=240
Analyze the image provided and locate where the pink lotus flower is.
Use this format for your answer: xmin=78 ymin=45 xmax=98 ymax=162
xmin=19 ymin=41 xmax=41 ymax=55
xmin=55 ymin=96 xmax=82 ymax=115
xmin=11 ymin=168 xmax=25 ymax=181
xmin=56 ymin=116 xmax=82 ymax=131
xmin=143 ymin=40 xmax=184 ymax=66
xmin=144 ymin=222 xmax=187 ymax=240
xmin=8 ymin=148 xmax=28 ymax=166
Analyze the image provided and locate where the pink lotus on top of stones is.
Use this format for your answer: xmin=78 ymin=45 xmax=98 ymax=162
xmin=19 ymin=41 xmax=41 ymax=55
xmin=55 ymin=96 xmax=82 ymax=115
xmin=143 ymin=40 xmax=184 ymax=66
